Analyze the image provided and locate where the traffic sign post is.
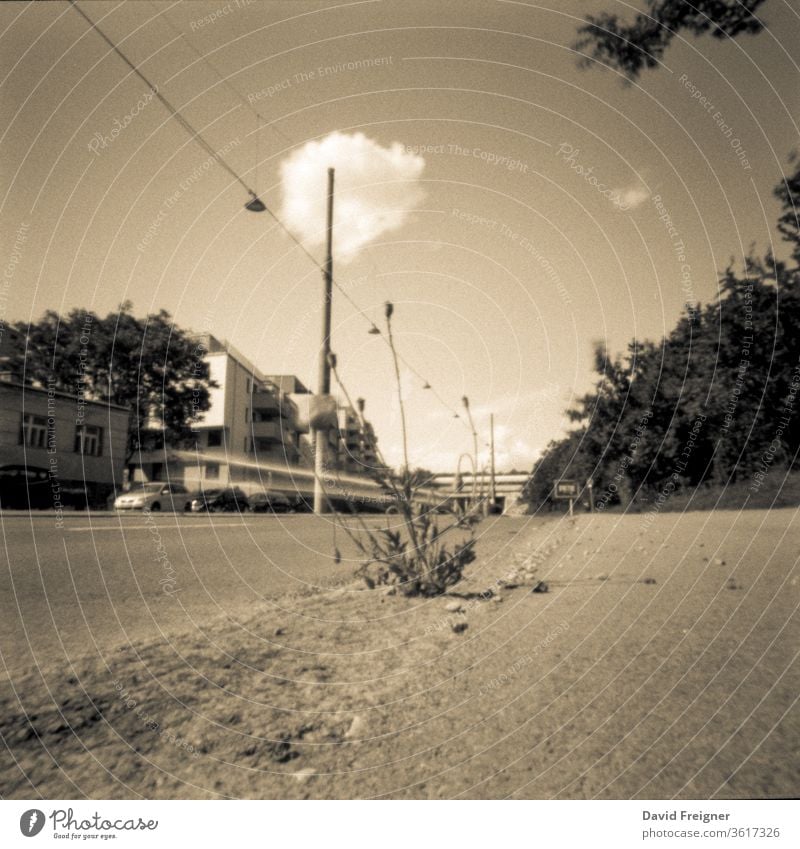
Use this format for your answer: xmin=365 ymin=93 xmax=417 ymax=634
xmin=553 ymin=479 xmax=579 ymax=516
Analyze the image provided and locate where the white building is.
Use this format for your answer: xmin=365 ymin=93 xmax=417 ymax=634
xmin=132 ymin=335 xmax=308 ymax=494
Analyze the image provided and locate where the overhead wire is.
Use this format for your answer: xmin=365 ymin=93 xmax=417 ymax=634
xmin=151 ymin=0 xmax=297 ymax=152
xmin=71 ymin=0 xmax=475 ymax=430
xmin=70 ymin=0 xmax=259 ymax=202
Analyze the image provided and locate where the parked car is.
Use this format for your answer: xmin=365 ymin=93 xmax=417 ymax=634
xmin=188 ymin=487 xmax=250 ymax=513
xmin=249 ymin=490 xmax=293 ymax=513
xmin=114 ymin=482 xmax=193 ymax=512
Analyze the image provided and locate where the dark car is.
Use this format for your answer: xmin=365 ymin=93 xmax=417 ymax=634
xmin=249 ymin=490 xmax=293 ymax=513
xmin=189 ymin=487 xmax=250 ymax=513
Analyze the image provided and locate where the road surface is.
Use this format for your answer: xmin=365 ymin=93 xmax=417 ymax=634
xmin=0 ymin=511 xmax=510 ymax=682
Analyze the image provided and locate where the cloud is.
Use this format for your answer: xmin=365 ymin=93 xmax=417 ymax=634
xmin=279 ymin=132 xmax=426 ymax=262
xmin=616 ymin=184 xmax=650 ymax=209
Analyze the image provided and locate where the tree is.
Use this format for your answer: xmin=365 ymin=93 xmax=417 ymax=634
xmin=775 ymin=150 xmax=800 ymax=265
xmin=10 ymin=303 xmax=215 ymax=461
xmin=573 ymin=0 xmax=766 ymax=79
xmin=522 ymin=0 xmax=798 ymax=511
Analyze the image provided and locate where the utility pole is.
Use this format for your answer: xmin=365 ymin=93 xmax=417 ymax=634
xmin=489 ymin=413 xmax=496 ymax=512
xmin=313 ymin=167 xmax=335 ymax=515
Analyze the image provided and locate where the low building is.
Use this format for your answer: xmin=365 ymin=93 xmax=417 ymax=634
xmin=0 ymin=380 xmax=129 ymax=512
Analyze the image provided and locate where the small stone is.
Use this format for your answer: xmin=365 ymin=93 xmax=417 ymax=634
xmin=451 ymin=621 xmax=468 ymax=634
xmin=531 ymin=581 xmax=549 ymax=594
xmin=715 ymin=558 xmax=726 ymax=566
xmin=274 ymin=628 xmax=285 ymax=636
xmin=445 ymin=601 xmax=463 ymax=613
xmin=293 ymin=768 xmax=315 ymax=783
xmin=492 ymin=595 xmax=503 ymax=603
xmin=641 ymin=577 xmax=657 ymax=585
xmin=345 ymin=715 xmax=367 ymax=739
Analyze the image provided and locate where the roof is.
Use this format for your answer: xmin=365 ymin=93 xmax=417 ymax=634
xmin=0 ymin=380 xmax=130 ymax=412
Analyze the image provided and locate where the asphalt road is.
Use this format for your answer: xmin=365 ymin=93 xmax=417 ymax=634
xmin=0 ymin=511 xmax=406 ymax=681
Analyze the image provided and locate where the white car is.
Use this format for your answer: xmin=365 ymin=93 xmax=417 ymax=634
xmin=114 ymin=482 xmax=192 ymax=512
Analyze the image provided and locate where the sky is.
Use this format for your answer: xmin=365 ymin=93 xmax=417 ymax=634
xmin=1 ymin=0 xmax=799 ymax=472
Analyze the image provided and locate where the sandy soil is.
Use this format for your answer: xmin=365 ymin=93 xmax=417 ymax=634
xmin=1 ymin=508 xmax=798 ymax=799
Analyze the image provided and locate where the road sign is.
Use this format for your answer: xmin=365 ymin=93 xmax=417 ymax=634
xmin=553 ymin=479 xmax=579 ymax=499
xmin=309 ymin=394 xmax=338 ymax=430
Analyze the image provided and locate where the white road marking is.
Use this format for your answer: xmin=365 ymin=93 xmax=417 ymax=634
xmin=67 ymin=521 xmax=268 ymax=531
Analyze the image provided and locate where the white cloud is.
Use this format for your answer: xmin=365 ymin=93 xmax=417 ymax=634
xmin=279 ymin=132 xmax=426 ymax=262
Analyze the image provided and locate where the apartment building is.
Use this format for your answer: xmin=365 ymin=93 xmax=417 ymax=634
xmin=335 ymin=404 xmax=381 ymax=474
xmin=131 ymin=336 xmax=308 ymax=494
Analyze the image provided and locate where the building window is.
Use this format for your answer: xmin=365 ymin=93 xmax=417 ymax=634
xmin=21 ymin=414 xmax=48 ymax=449
xmin=245 ymin=408 xmax=249 ymax=423
xmin=74 ymin=424 xmax=103 ymax=456
xmin=205 ymin=463 xmax=220 ymax=480
xmin=207 ymin=429 xmax=223 ymax=447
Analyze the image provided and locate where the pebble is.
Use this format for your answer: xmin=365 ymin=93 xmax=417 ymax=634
xmin=345 ymin=715 xmax=367 ymax=739
xmin=715 ymin=558 xmax=727 ymax=566
xmin=445 ymin=601 xmax=463 ymax=613
xmin=293 ymin=768 xmax=316 ymax=783
xmin=274 ymin=628 xmax=285 ymax=637
xmin=451 ymin=621 xmax=468 ymax=634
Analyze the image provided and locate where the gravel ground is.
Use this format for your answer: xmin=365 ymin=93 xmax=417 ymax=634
xmin=1 ymin=508 xmax=798 ymax=799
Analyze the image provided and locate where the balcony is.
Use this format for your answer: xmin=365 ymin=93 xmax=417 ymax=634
xmin=250 ymin=421 xmax=282 ymax=442
xmin=252 ymin=389 xmax=297 ymax=422
xmin=251 ymin=390 xmax=280 ymax=414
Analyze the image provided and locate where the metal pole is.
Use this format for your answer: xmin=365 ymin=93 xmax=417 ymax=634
xmin=462 ymin=396 xmax=479 ymax=507
xmin=313 ymin=167 xmax=334 ymax=515
xmin=489 ymin=412 xmax=496 ymax=511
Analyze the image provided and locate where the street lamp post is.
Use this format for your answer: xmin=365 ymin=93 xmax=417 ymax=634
xmin=489 ymin=412 xmax=496 ymax=512
xmin=462 ymin=396 xmax=479 ymax=506
xmin=455 ymin=451 xmax=476 ymax=513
